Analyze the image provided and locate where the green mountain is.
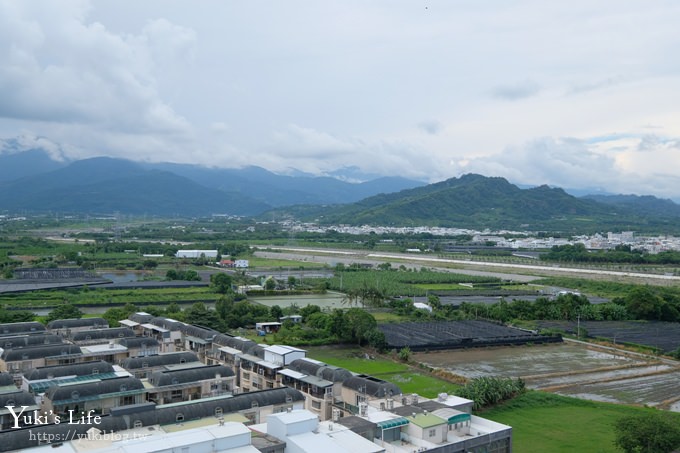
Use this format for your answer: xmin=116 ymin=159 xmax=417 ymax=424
xmin=282 ymin=174 xmax=680 ymax=232
xmin=583 ymin=194 xmax=680 ymax=218
xmin=0 ymin=157 xmax=271 ymax=216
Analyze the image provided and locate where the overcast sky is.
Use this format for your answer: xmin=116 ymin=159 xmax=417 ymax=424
xmin=1 ymin=0 xmax=680 ymax=198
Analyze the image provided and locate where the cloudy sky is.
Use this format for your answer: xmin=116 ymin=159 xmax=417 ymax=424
xmin=1 ymin=1 xmax=680 ymax=198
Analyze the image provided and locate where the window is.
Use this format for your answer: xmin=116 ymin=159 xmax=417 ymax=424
xmin=242 ymin=372 xmax=250 ymax=381
xmin=71 ymin=391 xmax=80 ymax=400
xmin=120 ymin=385 xmax=128 ymax=392
xmin=215 ymin=407 xmax=223 ymax=417
xmin=176 ymin=413 xmax=184 ymax=423
xmin=311 ymin=400 xmax=321 ymax=410
xmin=92 ymin=368 xmax=99 ymax=375
xmin=428 ymin=429 xmax=436 ymax=438
xmin=133 ymin=420 xmax=143 ymax=428
xmin=142 ymin=362 xmax=148 ymax=368
xmin=251 ymin=401 xmax=259 ymax=408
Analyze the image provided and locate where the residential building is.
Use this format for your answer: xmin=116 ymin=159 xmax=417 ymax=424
xmin=0 ymin=344 xmax=82 ymax=373
xmin=145 ymin=364 xmax=235 ymax=404
xmin=118 ymin=337 xmax=160 ymax=357
xmin=40 ymin=376 xmax=146 ymax=420
xmin=46 ymin=318 xmax=108 ymax=337
xmin=121 ymin=351 xmax=201 ymax=379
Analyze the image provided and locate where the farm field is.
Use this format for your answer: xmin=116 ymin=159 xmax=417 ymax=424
xmin=378 ymin=320 xmax=560 ymax=351
xmin=482 ymin=392 xmax=680 ymax=453
xmin=249 ymin=291 xmax=346 ymax=310
xmin=538 ymin=320 xmax=680 ymax=353
xmin=305 ymin=345 xmax=460 ymax=399
xmin=413 ymin=342 xmax=680 ymax=410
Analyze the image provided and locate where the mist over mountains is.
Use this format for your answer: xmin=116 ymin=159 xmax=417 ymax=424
xmin=1 ymin=147 xmax=680 ymax=232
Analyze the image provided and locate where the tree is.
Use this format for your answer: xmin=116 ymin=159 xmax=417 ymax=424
xmin=343 ymin=308 xmax=377 ymax=345
xmin=46 ymin=304 xmax=83 ymax=323
xmin=614 ymin=412 xmax=680 ymax=453
xmin=625 ymin=287 xmax=665 ymax=320
xmin=184 ymin=302 xmax=224 ymax=331
xmin=270 ymin=305 xmax=284 ymax=321
xmin=211 ymin=273 xmax=233 ymax=294
xmin=398 ymin=346 xmax=411 ymax=362
xmin=265 ymin=277 xmax=277 ymax=291
xmin=215 ymin=295 xmax=234 ymax=320
xmin=299 ymin=304 xmax=321 ymax=321
xmin=287 ymin=275 xmax=297 ymax=289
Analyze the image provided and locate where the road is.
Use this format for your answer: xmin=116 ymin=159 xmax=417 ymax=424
xmin=254 ymin=246 xmax=680 ymax=285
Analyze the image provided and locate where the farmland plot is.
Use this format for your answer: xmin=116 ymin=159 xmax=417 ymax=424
xmin=538 ymin=320 xmax=680 ymax=353
xmin=413 ymin=342 xmax=680 ymax=410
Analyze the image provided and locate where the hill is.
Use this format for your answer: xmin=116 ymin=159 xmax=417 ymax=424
xmin=0 ymin=149 xmax=424 ymax=214
xmin=280 ymin=174 xmax=680 ymax=232
xmin=583 ymin=194 xmax=680 ymax=218
xmin=0 ymin=157 xmax=271 ymax=216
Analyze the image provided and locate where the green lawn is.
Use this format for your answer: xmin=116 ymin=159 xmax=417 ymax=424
xmin=306 ymin=345 xmax=459 ymax=398
xmin=481 ymin=392 xmax=680 ymax=453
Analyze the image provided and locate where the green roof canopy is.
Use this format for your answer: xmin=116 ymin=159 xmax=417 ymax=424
xmin=377 ymin=417 xmax=409 ymax=430
xmin=447 ymin=413 xmax=471 ymax=424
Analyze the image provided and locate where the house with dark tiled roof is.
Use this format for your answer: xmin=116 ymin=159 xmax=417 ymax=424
xmin=0 ymin=344 xmax=82 ymax=373
xmin=21 ymin=360 xmax=117 ymax=394
xmin=146 ymin=364 xmax=235 ymax=404
xmin=117 ymin=337 xmax=160 ymax=357
xmin=0 ymin=387 xmax=305 ymax=451
xmin=46 ymin=317 xmax=108 ymax=337
xmin=279 ymin=357 xmax=354 ymax=420
xmin=0 ymin=322 xmax=45 ymax=337
xmin=0 ymin=333 xmax=63 ymax=350
xmin=71 ymin=327 xmax=135 ymax=345
xmin=0 ymin=390 xmax=39 ymax=430
xmin=121 ymin=351 xmax=201 ymax=378
xmin=41 ymin=376 xmax=146 ymax=420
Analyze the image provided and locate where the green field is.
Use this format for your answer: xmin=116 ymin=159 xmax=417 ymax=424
xmin=0 ymin=286 xmax=217 ymax=309
xmin=309 ymin=344 xmax=680 ymax=453
xmin=306 ymin=345 xmax=459 ymax=398
xmin=249 ymin=292 xmax=346 ymax=310
xmin=481 ymin=392 xmax=680 ymax=453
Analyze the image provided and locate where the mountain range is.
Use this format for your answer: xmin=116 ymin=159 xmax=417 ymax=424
xmin=0 ymin=150 xmax=422 ymax=216
xmin=1 ymin=148 xmax=680 ymax=232
xmin=272 ymin=174 xmax=680 ymax=232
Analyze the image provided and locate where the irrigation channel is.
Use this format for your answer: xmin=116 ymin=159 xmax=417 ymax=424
xmin=412 ymin=340 xmax=680 ymax=412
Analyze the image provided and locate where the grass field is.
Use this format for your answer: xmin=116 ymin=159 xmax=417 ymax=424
xmin=247 ymin=256 xmax=331 ymax=268
xmin=413 ymin=283 xmax=470 ymax=290
xmin=306 ymin=345 xmax=459 ymax=398
xmin=309 ymin=344 xmax=680 ymax=453
xmin=481 ymin=391 xmax=680 ymax=453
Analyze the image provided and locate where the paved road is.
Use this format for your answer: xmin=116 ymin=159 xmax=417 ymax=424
xmin=255 ymin=246 xmax=680 ymax=284
xmin=254 ymin=249 xmax=540 ymax=282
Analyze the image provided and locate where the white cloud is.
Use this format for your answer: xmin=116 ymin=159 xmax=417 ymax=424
xmin=0 ymin=0 xmax=193 ymax=147
xmin=0 ymin=0 xmax=680 ymax=199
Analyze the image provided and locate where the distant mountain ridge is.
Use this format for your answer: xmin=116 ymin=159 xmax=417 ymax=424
xmin=0 ymin=151 xmax=424 ymax=216
xmin=2 ymin=146 xmax=680 ymax=232
xmin=582 ymin=194 xmax=680 ymax=218
xmin=278 ymin=173 xmax=680 ymax=232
